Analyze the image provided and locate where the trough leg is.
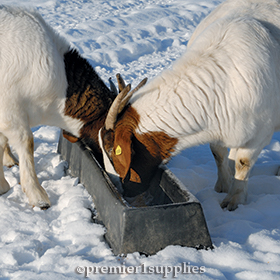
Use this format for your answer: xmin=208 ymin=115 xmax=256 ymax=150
xmin=0 ymin=134 xmax=10 ymax=194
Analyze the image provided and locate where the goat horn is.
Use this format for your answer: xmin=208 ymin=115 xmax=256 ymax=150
xmin=105 ymin=84 xmax=131 ymax=130
xmin=118 ymin=77 xmax=148 ymax=114
xmin=109 ymin=77 xmax=118 ymax=96
xmin=116 ymin=73 xmax=126 ymax=92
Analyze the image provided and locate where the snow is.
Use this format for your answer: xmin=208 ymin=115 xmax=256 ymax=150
xmin=0 ymin=0 xmax=280 ymax=279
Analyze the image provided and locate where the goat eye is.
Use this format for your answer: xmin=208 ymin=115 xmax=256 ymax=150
xmin=107 ymin=147 xmax=113 ymax=158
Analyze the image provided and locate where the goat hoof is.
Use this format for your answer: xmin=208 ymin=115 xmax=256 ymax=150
xmin=6 ymin=162 xmax=19 ymax=168
xmin=220 ymin=192 xmax=246 ymax=211
xmin=25 ymin=184 xmax=51 ymax=210
xmin=214 ymin=183 xmax=223 ymax=193
xmin=35 ymin=201 xmax=51 ymax=210
xmin=40 ymin=204 xmax=50 ymax=210
xmin=220 ymin=199 xmax=238 ymax=211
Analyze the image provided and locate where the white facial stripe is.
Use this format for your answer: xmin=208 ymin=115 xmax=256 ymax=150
xmin=98 ymin=128 xmax=119 ymax=177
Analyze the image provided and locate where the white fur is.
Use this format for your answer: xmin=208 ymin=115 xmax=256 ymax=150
xmin=98 ymin=129 xmax=120 ymax=177
xmin=0 ymin=6 xmax=84 ymax=208
xmin=130 ymin=0 xmax=280 ymax=210
xmin=98 ymin=129 xmax=123 ymax=192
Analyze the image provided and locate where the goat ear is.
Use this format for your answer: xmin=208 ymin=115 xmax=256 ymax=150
xmin=109 ymin=77 xmax=118 ymax=96
xmin=112 ymin=132 xmax=133 ymax=181
xmin=63 ymin=130 xmax=79 ymax=143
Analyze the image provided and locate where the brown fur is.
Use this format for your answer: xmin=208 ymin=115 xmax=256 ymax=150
xmin=64 ymin=86 xmax=110 ymax=122
xmin=62 ymin=130 xmax=79 ymax=143
xmin=136 ymin=131 xmax=178 ymax=160
xmin=64 ymin=85 xmax=111 ymax=165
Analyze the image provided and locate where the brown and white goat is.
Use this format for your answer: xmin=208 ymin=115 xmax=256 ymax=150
xmin=0 ymin=6 xmax=136 ymax=209
xmin=99 ymin=0 xmax=280 ymax=210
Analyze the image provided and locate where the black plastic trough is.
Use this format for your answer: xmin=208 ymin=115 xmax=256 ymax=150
xmin=57 ymin=132 xmax=212 ymax=255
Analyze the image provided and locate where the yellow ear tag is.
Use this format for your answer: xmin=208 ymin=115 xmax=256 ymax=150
xmin=115 ymin=145 xmax=122 ymax=156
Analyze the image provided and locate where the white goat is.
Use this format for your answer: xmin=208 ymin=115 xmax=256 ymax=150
xmin=0 ymin=6 xmax=132 ymax=209
xmin=100 ymin=0 xmax=280 ymax=210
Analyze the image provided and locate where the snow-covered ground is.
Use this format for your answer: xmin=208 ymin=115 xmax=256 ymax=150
xmin=1 ymin=0 xmax=280 ymax=279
